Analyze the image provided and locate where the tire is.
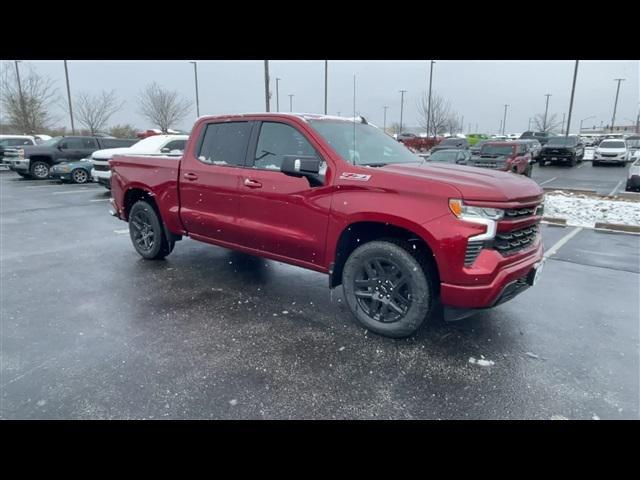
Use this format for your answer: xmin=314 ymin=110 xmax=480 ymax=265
xmin=569 ymin=156 xmax=577 ymax=167
xmin=539 ymin=160 xmax=547 ymax=167
xmin=71 ymin=168 xmax=89 ymax=184
xmin=342 ymin=239 xmax=435 ymax=338
xmin=30 ymin=160 xmax=50 ymax=179
xmin=17 ymin=172 xmax=32 ymax=179
xmin=593 ymin=161 xmax=600 ymax=166
xmin=128 ymin=200 xmax=175 ymax=260
xmin=524 ymin=164 xmax=532 ymax=177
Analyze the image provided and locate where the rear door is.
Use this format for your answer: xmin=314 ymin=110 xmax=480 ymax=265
xmin=234 ymin=120 xmax=332 ymax=267
xmin=178 ymin=121 xmax=253 ymax=244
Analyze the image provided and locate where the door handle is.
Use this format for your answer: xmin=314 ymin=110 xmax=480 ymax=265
xmin=243 ymin=178 xmax=262 ymax=188
xmin=183 ymin=172 xmax=198 ymax=181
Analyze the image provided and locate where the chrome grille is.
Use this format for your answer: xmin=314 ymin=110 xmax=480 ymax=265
xmin=504 ymin=207 xmax=536 ymax=218
xmin=464 ymin=240 xmax=484 ymax=266
xmin=93 ymin=164 xmax=110 ymax=172
xmin=494 ymin=225 xmax=539 ymax=256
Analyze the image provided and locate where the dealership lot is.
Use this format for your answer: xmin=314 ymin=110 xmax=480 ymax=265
xmin=0 ymin=171 xmax=638 ymax=419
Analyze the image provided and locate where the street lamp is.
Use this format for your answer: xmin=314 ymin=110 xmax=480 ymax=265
xmin=543 ymin=94 xmax=552 ymax=131
xmin=189 ymin=61 xmax=200 ymax=117
xmin=502 ymin=104 xmax=509 ymax=136
xmin=579 ymin=115 xmax=596 ymax=133
xmin=14 ymin=61 xmax=27 ymax=133
xmin=264 ymin=60 xmax=270 ymax=112
xmin=63 ymin=61 xmax=75 ymax=134
xmin=288 ymin=94 xmax=294 ymax=112
xmin=427 ymin=60 xmax=435 ymax=138
xmin=324 ymin=60 xmax=328 ymax=115
xmin=611 ymin=78 xmax=625 ymax=131
xmin=383 ymin=105 xmax=388 ymax=133
xmin=564 ymin=60 xmax=579 ymax=137
xmin=275 ymin=77 xmax=281 ymax=112
xmin=399 ymin=90 xmax=407 ymax=134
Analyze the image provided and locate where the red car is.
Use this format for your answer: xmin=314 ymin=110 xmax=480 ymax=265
xmin=398 ymin=134 xmax=443 ymax=153
xmin=110 ymin=114 xmax=544 ymax=338
xmin=468 ymin=141 xmax=532 ymax=176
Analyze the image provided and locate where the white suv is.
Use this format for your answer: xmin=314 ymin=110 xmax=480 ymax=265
xmin=593 ymin=139 xmax=629 ymax=166
xmin=91 ymin=134 xmax=188 ymax=189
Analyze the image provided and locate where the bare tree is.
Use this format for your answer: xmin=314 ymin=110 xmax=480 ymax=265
xmin=137 ymin=82 xmax=192 ymax=133
xmin=109 ymin=124 xmax=138 ymax=138
xmin=532 ymin=113 xmax=562 ymax=133
xmin=0 ymin=61 xmax=59 ymax=133
xmin=73 ymin=90 xmax=124 ymax=135
xmin=417 ymin=92 xmax=455 ymax=137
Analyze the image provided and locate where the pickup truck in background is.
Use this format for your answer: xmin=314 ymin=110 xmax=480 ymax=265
xmin=10 ymin=135 xmax=138 ymax=179
xmin=467 ymin=141 xmax=532 ymax=176
xmin=538 ymin=136 xmax=585 ymax=167
xmin=0 ymin=135 xmax=37 ymax=167
xmin=91 ymin=134 xmax=188 ymax=189
xmin=110 ymin=114 xmax=544 ymax=338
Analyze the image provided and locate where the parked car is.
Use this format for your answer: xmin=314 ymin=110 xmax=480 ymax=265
xmin=518 ymin=139 xmax=542 ymax=161
xmin=470 ymin=139 xmax=492 ymax=156
xmin=50 ymin=158 xmax=94 ymax=184
xmin=520 ymin=131 xmax=556 ymax=146
xmin=468 ymin=141 xmax=532 ymax=176
xmin=8 ymin=136 xmax=138 ymax=179
xmin=91 ymin=135 xmax=188 ymax=189
xmin=109 ymin=113 xmax=544 ymax=339
xmin=0 ymin=135 xmax=37 ymax=167
xmin=626 ymin=158 xmax=640 ymax=192
xmin=429 ymin=137 xmax=469 ymax=154
xmin=466 ymin=133 xmax=490 ymax=147
xmin=424 ymin=149 xmax=471 ymax=165
xmin=593 ymin=139 xmax=629 ymax=166
xmin=538 ymin=136 xmax=585 ymax=166
xmin=625 ymin=136 xmax=640 ymax=162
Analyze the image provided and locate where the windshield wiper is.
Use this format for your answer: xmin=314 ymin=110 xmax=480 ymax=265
xmin=360 ymin=162 xmax=388 ymax=167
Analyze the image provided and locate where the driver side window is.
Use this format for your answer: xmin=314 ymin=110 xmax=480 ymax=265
xmin=252 ymin=122 xmax=321 ymax=171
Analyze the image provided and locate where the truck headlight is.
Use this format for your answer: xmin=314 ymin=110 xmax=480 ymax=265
xmin=449 ymin=199 xmax=504 ymax=220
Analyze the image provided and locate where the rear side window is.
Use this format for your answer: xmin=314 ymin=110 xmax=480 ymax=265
xmin=61 ymin=138 xmax=88 ymax=149
xmin=252 ymin=122 xmax=318 ymax=171
xmin=198 ymin=122 xmax=252 ymax=166
xmin=101 ymin=138 xmax=136 ymax=148
xmin=165 ymin=140 xmax=186 ymax=152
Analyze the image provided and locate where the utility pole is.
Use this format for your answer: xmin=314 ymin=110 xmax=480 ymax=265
xmin=475 ymin=123 xmax=478 ymax=132
xmin=63 ymin=60 xmax=76 ymax=134
xmin=564 ymin=60 xmax=579 ymax=137
xmin=502 ymin=104 xmax=509 ymax=136
xmin=288 ymin=94 xmax=294 ymax=112
xmin=14 ymin=61 xmax=27 ymax=133
xmin=580 ymin=116 xmax=596 ymax=133
xmin=636 ymin=109 xmax=639 ymax=134
xmin=543 ymin=94 xmax=552 ymax=131
xmin=611 ymin=78 xmax=625 ymax=131
xmin=528 ymin=117 xmax=532 ymax=131
xmin=499 ymin=119 xmax=503 ymax=135
xmin=264 ymin=60 xmax=270 ymax=112
xmin=561 ymin=113 xmax=566 ymax=134
xmin=324 ymin=60 xmax=328 ymax=115
xmin=189 ymin=61 xmax=200 ymax=117
xmin=383 ymin=106 xmax=388 ymax=133
xmin=399 ymin=90 xmax=407 ymax=134
xmin=460 ymin=115 xmax=464 ymax=134
xmin=275 ymin=78 xmax=280 ymax=112
xmin=427 ymin=60 xmax=435 ymax=138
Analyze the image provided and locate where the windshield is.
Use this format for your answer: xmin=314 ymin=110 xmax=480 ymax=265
xmin=600 ymin=141 xmax=626 ymax=149
xmin=547 ymin=137 xmax=577 ymax=146
xmin=626 ymin=139 xmax=640 ymax=148
xmin=36 ymin=136 xmax=62 ymax=147
xmin=480 ymin=144 xmax=514 ymax=156
xmin=0 ymin=138 xmax=32 ymax=147
xmin=308 ymin=120 xmax=419 ymax=166
xmin=428 ymin=150 xmax=461 ymax=163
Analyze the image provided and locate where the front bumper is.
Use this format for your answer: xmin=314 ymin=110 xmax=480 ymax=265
xmin=92 ymin=169 xmax=111 ymax=187
xmin=440 ymin=240 xmax=544 ymax=310
xmin=50 ymin=169 xmax=72 ymax=180
xmin=8 ymin=159 xmax=30 ymax=172
xmin=593 ymin=156 xmax=627 ymax=164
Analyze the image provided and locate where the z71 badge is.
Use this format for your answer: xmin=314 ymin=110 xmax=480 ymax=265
xmin=339 ymin=172 xmax=371 ymax=181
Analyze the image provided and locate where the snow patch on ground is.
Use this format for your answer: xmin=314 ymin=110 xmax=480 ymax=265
xmin=544 ymin=191 xmax=640 ymax=227
xmin=468 ymin=357 xmax=495 ymax=367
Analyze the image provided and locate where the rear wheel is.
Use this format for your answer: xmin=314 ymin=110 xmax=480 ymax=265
xmin=128 ymin=200 xmax=175 ymax=260
xmin=71 ymin=168 xmax=89 ymax=184
xmin=30 ymin=160 xmax=50 ymax=179
xmin=342 ymin=240 xmax=435 ymax=338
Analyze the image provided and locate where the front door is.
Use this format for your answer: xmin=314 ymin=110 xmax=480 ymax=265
xmin=179 ymin=121 xmax=254 ymax=245
xmin=235 ymin=121 xmax=332 ymax=267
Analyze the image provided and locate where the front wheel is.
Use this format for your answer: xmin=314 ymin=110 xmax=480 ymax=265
xmin=342 ymin=240 xmax=435 ymax=338
xmin=128 ymin=200 xmax=175 ymax=260
xmin=30 ymin=160 xmax=50 ymax=179
xmin=71 ymin=168 xmax=89 ymax=184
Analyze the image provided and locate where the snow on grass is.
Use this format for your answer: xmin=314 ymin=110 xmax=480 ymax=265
xmin=544 ymin=191 xmax=640 ymax=228
xmin=468 ymin=357 xmax=495 ymax=367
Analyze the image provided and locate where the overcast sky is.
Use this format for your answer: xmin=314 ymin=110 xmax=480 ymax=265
xmin=8 ymin=60 xmax=639 ymax=134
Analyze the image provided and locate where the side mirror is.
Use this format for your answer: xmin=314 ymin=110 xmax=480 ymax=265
xmin=281 ymin=155 xmax=321 ymax=177
xmin=160 ymin=147 xmax=171 ymax=153
xmin=58 ymin=143 xmax=66 ymax=150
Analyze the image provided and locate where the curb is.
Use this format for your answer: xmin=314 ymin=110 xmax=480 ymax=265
xmin=594 ymin=222 xmax=640 ymax=234
xmin=543 ymin=187 xmax=597 ymax=194
xmin=542 ymin=217 xmax=567 ymax=225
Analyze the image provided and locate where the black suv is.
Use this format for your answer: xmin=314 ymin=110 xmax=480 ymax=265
xmin=520 ymin=131 xmax=555 ymax=146
xmin=10 ymin=136 xmax=137 ymax=179
xmin=539 ymin=136 xmax=585 ymax=167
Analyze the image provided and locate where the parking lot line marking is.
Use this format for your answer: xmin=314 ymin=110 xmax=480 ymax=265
xmin=539 ymin=177 xmax=557 ymax=186
xmin=577 ymin=163 xmax=586 ymax=169
xmin=26 ymin=184 xmax=66 ymax=188
xmin=544 ymin=227 xmax=583 ymax=259
xmin=90 ymin=199 xmax=110 ymax=202
xmin=114 ymin=229 xmax=129 ymax=234
xmin=608 ymin=180 xmax=623 ymax=196
xmin=51 ymin=189 xmax=93 ymax=195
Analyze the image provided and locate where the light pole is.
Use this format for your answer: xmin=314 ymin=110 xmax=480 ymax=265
xmin=528 ymin=117 xmax=533 ymax=131
xmin=399 ymin=90 xmax=407 ymax=134
xmin=543 ymin=94 xmax=552 ymax=131
xmin=275 ymin=78 xmax=280 ymax=112
xmin=460 ymin=115 xmax=464 ymax=134
xmin=564 ymin=60 xmax=579 ymax=137
xmin=561 ymin=113 xmax=566 ymax=134
xmin=189 ymin=61 xmax=200 ymax=118
xmin=579 ymin=115 xmax=596 ymax=133
xmin=502 ymin=104 xmax=509 ymax=136
xmin=383 ymin=105 xmax=388 ymax=133
xmin=63 ymin=60 xmax=76 ymax=134
xmin=324 ymin=60 xmax=328 ymax=115
xmin=14 ymin=61 xmax=27 ymax=133
xmin=427 ymin=60 xmax=435 ymax=138
xmin=264 ymin=60 xmax=270 ymax=112
xmin=611 ymin=78 xmax=626 ymax=131
xmin=288 ymin=94 xmax=294 ymax=112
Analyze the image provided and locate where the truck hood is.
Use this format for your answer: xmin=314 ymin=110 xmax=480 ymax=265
xmin=22 ymin=144 xmax=55 ymax=157
xmin=92 ymin=147 xmax=132 ymax=160
xmin=382 ymin=162 xmax=543 ymax=203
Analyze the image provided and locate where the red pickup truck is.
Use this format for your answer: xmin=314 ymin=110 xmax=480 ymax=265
xmin=110 ymin=114 xmax=545 ymax=338
xmin=467 ymin=141 xmax=533 ymax=176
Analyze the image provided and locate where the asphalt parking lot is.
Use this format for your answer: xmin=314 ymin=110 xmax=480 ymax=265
xmin=1 ymin=170 xmax=638 ymax=420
